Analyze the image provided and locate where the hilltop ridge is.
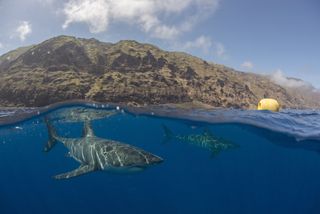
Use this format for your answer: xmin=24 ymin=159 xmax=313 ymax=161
xmin=0 ymin=35 xmax=319 ymax=109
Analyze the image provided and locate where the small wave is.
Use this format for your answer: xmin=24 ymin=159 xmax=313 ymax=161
xmin=0 ymin=101 xmax=319 ymax=142
xmin=0 ymin=111 xmax=15 ymax=117
xmin=131 ymin=107 xmax=320 ymax=142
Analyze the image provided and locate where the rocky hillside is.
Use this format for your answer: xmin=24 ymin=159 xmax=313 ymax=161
xmin=0 ymin=35 xmax=318 ymax=109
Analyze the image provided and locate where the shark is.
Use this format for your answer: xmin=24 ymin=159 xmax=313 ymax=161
xmin=49 ymin=107 xmax=117 ymax=123
xmin=44 ymin=118 xmax=163 ymax=179
xmin=162 ymin=125 xmax=238 ymax=156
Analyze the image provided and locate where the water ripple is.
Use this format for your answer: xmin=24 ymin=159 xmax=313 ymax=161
xmin=0 ymin=101 xmax=319 ymax=142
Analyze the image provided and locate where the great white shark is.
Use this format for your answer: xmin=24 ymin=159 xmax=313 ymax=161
xmin=44 ymin=118 xmax=163 ymax=179
xmin=162 ymin=125 xmax=238 ymax=156
xmin=49 ymin=107 xmax=117 ymax=123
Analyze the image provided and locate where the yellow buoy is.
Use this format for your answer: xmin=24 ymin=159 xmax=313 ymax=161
xmin=257 ymin=98 xmax=280 ymax=112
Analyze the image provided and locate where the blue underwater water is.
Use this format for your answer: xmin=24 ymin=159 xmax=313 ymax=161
xmin=0 ymin=105 xmax=320 ymax=214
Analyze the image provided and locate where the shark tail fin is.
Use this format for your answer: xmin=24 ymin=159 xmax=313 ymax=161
xmin=162 ymin=124 xmax=174 ymax=144
xmin=44 ymin=117 xmax=58 ymax=152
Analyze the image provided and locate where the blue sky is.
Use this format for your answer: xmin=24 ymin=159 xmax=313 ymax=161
xmin=0 ymin=0 xmax=319 ymax=88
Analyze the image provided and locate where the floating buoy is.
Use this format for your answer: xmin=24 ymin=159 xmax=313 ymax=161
xmin=257 ymin=98 xmax=280 ymax=112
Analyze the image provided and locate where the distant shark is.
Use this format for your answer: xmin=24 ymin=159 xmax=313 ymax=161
xmin=44 ymin=118 xmax=163 ymax=179
xmin=162 ymin=125 xmax=238 ymax=156
xmin=49 ymin=107 xmax=117 ymax=123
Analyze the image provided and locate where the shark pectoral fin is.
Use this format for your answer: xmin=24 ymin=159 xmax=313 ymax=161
xmin=54 ymin=165 xmax=96 ymax=180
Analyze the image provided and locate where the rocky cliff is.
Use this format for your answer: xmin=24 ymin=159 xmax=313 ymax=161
xmin=0 ymin=35 xmax=318 ymax=109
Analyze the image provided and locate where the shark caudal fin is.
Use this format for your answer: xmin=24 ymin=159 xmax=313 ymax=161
xmin=44 ymin=117 xmax=59 ymax=152
xmin=162 ymin=124 xmax=174 ymax=144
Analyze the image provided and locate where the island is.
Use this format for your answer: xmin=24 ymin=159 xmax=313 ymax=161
xmin=0 ymin=35 xmax=319 ymax=109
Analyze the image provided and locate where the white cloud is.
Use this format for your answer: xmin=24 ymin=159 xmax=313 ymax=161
xmin=270 ymin=69 xmax=310 ymax=88
xmin=152 ymin=25 xmax=180 ymax=40
xmin=0 ymin=43 xmax=3 ymax=49
xmin=183 ymin=36 xmax=212 ymax=53
xmin=62 ymin=0 xmax=220 ymax=39
xmin=241 ymin=61 xmax=254 ymax=70
xmin=36 ymin=0 xmax=55 ymax=4
xmin=182 ymin=35 xmax=227 ymax=59
xmin=215 ymin=42 xmax=226 ymax=58
xmin=62 ymin=0 xmax=109 ymax=33
xmin=16 ymin=21 xmax=32 ymax=41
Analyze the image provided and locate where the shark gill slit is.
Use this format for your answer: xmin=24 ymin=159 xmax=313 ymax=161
xmin=114 ymin=151 xmax=123 ymax=167
xmin=133 ymin=147 xmax=149 ymax=164
xmin=96 ymin=146 xmax=104 ymax=169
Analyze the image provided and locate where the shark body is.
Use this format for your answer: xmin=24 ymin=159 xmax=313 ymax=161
xmin=162 ymin=125 xmax=238 ymax=156
xmin=49 ymin=107 xmax=117 ymax=123
xmin=45 ymin=119 xmax=163 ymax=179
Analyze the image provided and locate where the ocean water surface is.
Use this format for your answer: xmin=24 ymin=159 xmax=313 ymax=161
xmin=0 ymin=104 xmax=320 ymax=214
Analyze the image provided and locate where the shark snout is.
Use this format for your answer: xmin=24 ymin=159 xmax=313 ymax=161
xmin=149 ymin=154 xmax=164 ymax=165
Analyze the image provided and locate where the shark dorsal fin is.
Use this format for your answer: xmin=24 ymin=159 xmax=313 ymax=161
xmin=203 ymin=128 xmax=214 ymax=137
xmin=82 ymin=120 xmax=95 ymax=137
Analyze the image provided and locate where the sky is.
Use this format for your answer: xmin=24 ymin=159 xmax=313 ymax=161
xmin=0 ymin=0 xmax=319 ymax=88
